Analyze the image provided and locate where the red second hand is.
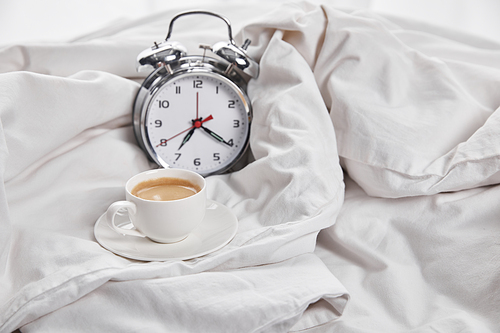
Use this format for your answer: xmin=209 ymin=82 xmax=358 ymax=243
xmin=156 ymin=125 xmax=194 ymax=147
xmin=156 ymin=115 xmax=214 ymax=147
xmin=201 ymin=114 xmax=213 ymax=123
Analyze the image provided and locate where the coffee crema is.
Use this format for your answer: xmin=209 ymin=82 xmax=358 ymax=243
xmin=131 ymin=177 xmax=201 ymax=201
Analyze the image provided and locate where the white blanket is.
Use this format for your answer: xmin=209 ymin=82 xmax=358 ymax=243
xmin=1 ymin=2 xmax=499 ymax=332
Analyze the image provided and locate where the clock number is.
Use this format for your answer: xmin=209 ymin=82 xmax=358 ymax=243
xmin=233 ymin=120 xmax=240 ymax=128
xmin=159 ymin=139 xmax=167 ymax=147
xmin=175 ymin=86 xmax=181 ymax=94
xmin=194 ymin=158 xmax=201 ymax=166
xmin=213 ymin=153 xmax=220 ymax=161
xmin=228 ymin=100 xmax=235 ymax=108
xmin=228 ymin=139 xmax=234 ymax=147
xmin=158 ymin=100 xmax=170 ymax=108
xmin=155 ymin=120 xmax=162 ymax=127
xmin=193 ymin=80 xmax=203 ymax=89
xmin=175 ymin=153 xmax=181 ymax=161
xmin=215 ymin=86 xmax=219 ymax=94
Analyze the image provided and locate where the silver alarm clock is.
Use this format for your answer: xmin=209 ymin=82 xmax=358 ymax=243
xmin=133 ymin=10 xmax=259 ymax=177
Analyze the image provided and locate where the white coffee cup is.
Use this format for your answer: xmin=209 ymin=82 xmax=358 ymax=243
xmin=106 ymin=168 xmax=206 ymax=243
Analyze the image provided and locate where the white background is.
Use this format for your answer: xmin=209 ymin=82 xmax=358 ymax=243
xmin=0 ymin=0 xmax=499 ymax=46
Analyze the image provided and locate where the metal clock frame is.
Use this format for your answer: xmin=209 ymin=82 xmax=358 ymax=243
xmin=133 ymin=56 xmax=253 ymax=176
xmin=132 ymin=10 xmax=258 ymax=176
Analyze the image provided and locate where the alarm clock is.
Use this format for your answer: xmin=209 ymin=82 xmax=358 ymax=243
xmin=133 ymin=10 xmax=259 ymax=177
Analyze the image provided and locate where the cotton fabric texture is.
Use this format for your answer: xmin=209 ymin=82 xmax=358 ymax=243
xmin=1 ymin=2 xmax=499 ymax=332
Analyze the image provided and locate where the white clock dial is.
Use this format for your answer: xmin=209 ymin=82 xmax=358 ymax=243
xmin=145 ymin=72 xmax=250 ymax=176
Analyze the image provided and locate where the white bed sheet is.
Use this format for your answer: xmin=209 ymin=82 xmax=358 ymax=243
xmin=1 ymin=1 xmax=499 ymax=332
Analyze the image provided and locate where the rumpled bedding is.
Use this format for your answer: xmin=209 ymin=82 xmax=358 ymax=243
xmin=1 ymin=1 xmax=499 ymax=332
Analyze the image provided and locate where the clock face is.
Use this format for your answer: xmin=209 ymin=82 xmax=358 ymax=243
xmin=144 ymin=72 xmax=251 ymax=176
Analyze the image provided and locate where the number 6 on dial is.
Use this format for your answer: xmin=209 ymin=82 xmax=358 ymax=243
xmin=132 ymin=10 xmax=258 ymax=176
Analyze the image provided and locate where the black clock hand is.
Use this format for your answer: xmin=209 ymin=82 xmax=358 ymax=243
xmin=200 ymin=125 xmax=233 ymax=147
xmin=176 ymin=115 xmax=214 ymax=150
xmin=178 ymin=127 xmax=196 ymax=150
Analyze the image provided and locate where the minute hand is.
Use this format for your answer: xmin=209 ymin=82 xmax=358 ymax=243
xmin=201 ymin=126 xmax=233 ymax=147
xmin=177 ymin=115 xmax=214 ymax=150
xmin=178 ymin=127 xmax=196 ymax=150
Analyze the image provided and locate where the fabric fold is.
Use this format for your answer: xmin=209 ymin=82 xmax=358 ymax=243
xmin=1 ymin=3 xmax=348 ymax=332
xmin=3 ymin=1 xmax=499 ymax=332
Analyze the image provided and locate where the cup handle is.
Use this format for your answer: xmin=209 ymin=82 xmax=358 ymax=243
xmin=106 ymin=201 xmax=145 ymax=238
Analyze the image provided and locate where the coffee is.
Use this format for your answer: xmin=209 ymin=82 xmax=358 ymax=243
xmin=131 ymin=177 xmax=201 ymax=201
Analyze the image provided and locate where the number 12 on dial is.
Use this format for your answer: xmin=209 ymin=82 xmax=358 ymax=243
xmin=144 ymin=72 xmax=251 ymax=176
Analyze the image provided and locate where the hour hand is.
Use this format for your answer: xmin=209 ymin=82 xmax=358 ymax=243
xmin=178 ymin=127 xmax=196 ymax=150
xmin=201 ymin=126 xmax=233 ymax=147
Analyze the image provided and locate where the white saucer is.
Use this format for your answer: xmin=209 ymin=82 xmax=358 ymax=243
xmin=94 ymin=200 xmax=238 ymax=261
